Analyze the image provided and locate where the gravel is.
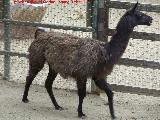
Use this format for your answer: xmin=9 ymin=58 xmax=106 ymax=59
xmin=0 ymin=80 xmax=160 ymax=120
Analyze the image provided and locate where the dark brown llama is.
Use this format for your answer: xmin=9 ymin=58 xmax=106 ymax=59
xmin=22 ymin=2 xmax=152 ymax=119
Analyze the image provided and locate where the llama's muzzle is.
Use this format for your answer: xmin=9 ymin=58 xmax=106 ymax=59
xmin=147 ymin=17 xmax=153 ymax=26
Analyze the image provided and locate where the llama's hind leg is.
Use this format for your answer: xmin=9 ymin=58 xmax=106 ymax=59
xmin=94 ymin=79 xmax=116 ymax=119
xmin=22 ymin=62 xmax=44 ymax=103
xmin=76 ymin=78 xmax=87 ymax=118
xmin=45 ymin=66 xmax=63 ymax=110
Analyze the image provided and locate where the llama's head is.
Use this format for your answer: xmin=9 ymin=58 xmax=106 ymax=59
xmin=121 ymin=2 xmax=153 ymax=27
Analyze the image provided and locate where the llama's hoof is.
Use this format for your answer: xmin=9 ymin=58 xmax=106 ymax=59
xmin=55 ymin=105 xmax=64 ymax=110
xmin=22 ymin=98 xmax=29 ymax=103
xmin=78 ymin=113 xmax=86 ymax=119
xmin=111 ymin=115 xmax=117 ymax=120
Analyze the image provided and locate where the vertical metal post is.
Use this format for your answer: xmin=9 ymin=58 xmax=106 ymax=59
xmin=97 ymin=0 xmax=110 ymax=42
xmin=0 ymin=0 xmax=3 ymax=19
xmin=92 ymin=0 xmax=98 ymax=39
xmin=97 ymin=0 xmax=105 ymax=41
xmin=104 ymin=0 xmax=110 ymax=42
xmin=3 ymin=0 xmax=11 ymax=80
xmin=91 ymin=0 xmax=110 ymax=92
xmin=86 ymin=0 xmax=93 ymax=27
xmin=91 ymin=0 xmax=98 ymax=92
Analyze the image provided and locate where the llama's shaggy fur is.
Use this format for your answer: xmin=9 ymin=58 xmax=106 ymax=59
xmin=30 ymin=31 xmax=109 ymax=79
xmin=22 ymin=2 xmax=153 ymax=120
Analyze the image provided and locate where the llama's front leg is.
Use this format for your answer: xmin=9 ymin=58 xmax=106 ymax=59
xmin=45 ymin=67 xmax=63 ymax=110
xmin=94 ymin=79 xmax=116 ymax=119
xmin=77 ymin=79 xmax=87 ymax=118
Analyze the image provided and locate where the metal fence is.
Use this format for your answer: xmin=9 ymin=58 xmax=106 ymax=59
xmin=0 ymin=0 xmax=97 ymax=92
xmin=107 ymin=0 xmax=160 ymax=96
xmin=0 ymin=0 xmax=160 ymax=96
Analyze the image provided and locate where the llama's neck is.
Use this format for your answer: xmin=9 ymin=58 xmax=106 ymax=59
xmin=106 ymin=17 xmax=135 ymax=62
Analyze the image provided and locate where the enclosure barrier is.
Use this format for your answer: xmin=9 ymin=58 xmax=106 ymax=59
xmin=0 ymin=0 xmax=100 ymax=92
xmin=0 ymin=0 xmax=160 ymax=96
xmin=107 ymin=1 xmax=160 ymax=96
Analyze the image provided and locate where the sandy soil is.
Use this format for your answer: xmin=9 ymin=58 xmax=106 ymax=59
xmin=0 ymin=79 xmax=160 ymax=120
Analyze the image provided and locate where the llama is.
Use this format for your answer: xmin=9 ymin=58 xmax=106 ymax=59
xmin=22 ymin=2 xmax=152 ymax=119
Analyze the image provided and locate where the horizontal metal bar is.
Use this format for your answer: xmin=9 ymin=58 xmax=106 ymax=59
xmin=110 ymin=1 xmax=160 ymax=13
xmin=0 ymin=19 xmax=94 ymax=32
xmin=108 ymin=29 xmax=160 ymax=41
xmin=0 ymin=50 xmax=28 ymax=58
xmin=119 ymin=58 xmax=160 ymax=70
xmin=131 ymin=31 xmax=160 ymax=41
xmin=111 ymin=84 xmax=160 ymax=97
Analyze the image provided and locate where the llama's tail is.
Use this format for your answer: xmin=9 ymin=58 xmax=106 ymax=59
xmin=34 ymin=28 xmax=45 ymax=39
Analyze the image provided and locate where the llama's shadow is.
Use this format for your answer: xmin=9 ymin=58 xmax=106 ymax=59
xmin=18 ymin=101 xmax=84 ymax=120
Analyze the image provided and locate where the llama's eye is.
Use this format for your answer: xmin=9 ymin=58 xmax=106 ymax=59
xmin=138 ymin=14 xmax=142 ymax=17
xmin=136 ymin=14 xmax=142 ymax=19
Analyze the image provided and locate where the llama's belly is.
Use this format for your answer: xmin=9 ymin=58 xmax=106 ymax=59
xmin=45 ymin=54 xmax=98 ymax=79
xmin=44 ymin=45 xmax=80 ymax=78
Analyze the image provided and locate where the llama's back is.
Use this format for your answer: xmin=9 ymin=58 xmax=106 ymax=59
xmin=28 ymin=30 xmax=70 ymax=61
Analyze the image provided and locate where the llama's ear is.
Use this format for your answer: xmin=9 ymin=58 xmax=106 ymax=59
xmin=131 ymin=1 xmax=138 ymax=13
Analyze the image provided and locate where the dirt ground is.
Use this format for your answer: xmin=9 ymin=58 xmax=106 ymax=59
xmin=0 ymin=79 xmax=160 ymax=120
